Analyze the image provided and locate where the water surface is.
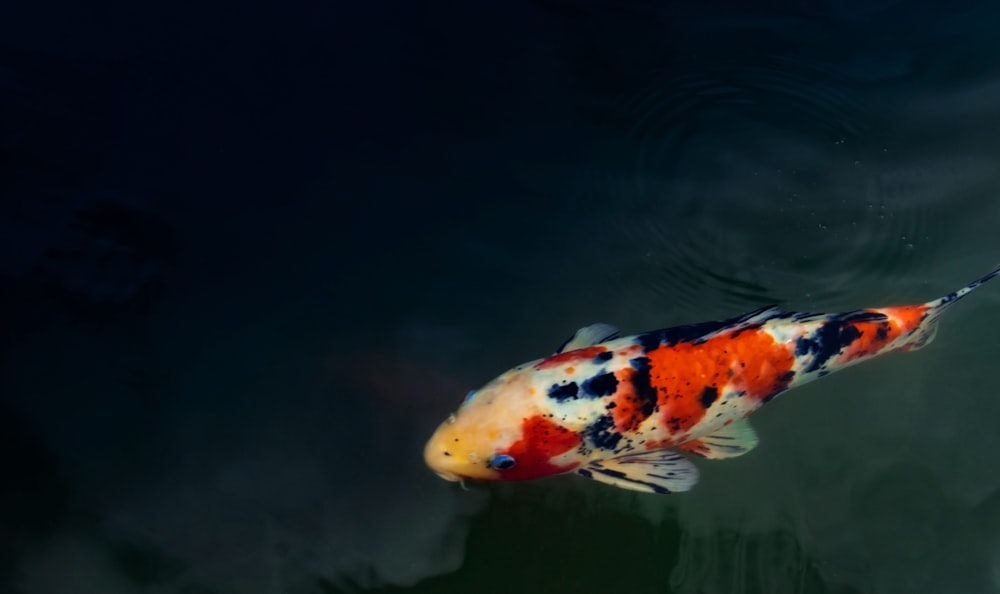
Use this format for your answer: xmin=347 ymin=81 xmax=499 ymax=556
xmin=3 ymin=1 xmax=1000 ymax=593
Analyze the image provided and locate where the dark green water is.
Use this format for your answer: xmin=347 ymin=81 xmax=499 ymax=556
xmin=3 ymin=1 xmax=1000 ymax=593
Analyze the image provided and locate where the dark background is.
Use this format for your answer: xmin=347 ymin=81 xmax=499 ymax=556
xmin=4 ymin=1 xmax=1000 ymax=593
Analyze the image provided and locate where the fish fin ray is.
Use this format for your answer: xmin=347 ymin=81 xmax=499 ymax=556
xmin=733 ymin=304 xmax=786 ymax=324
xmin=556 ymin=323 xmax=620 ymax=353
xmin=576 ymin=450 xmax=699 ymax=494
xmin=789 ymin=310 xmax=888 ymax=325
xmin=678 ymin=418 xmax=759 ymax=459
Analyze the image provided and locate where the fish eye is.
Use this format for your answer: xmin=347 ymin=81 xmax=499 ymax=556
xmin=488 ymin=454 xmax=516 ymax=471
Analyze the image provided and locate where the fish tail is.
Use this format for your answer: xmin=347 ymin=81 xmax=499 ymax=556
xmin=906 ymin=263 xmax=1000 ymax=350
xmin=924 ymin=263 xmax=1000 ymax=313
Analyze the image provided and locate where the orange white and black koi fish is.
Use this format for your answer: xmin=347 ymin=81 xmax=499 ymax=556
xmin=424 ymin=264 xmax=1000 ymax=494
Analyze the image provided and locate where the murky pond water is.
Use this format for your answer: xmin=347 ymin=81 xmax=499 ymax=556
xmin=3 ymin=1 xmax=1000 ymax=593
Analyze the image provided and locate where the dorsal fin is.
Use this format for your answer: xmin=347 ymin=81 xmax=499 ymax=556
xmin=688 ymin=305 xmax=790 ymax=343
xmin=638 ymin=305 xmax=790 ymax=350
xmin=732 ymin=304 xmax=786 ymax=324
xmin=555 ymin=323 xmax=620 ymax=353
xmin=788 ymin=309 xmax=888 ymax=325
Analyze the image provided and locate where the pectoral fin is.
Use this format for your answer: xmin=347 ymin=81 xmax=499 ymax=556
xmin=576 ymin=450 xmax=699 ymax=494
xmin=677 ymin=418 xmax=759 ymax=459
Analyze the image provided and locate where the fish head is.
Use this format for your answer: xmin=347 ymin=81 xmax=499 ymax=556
xmin=424 ymin=362 xmax=583 ymax=484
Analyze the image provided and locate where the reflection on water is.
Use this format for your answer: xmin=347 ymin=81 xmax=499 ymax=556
xmin=4 ymin=1 xmax=1000 ymax=593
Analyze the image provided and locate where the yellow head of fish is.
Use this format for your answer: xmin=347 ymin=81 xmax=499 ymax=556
xmin=423 ymin=365 xmax=585 ymax=483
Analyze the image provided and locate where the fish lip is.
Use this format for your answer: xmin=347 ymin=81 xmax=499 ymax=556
xmin=434 ymin=471 xmax=462 ymax=482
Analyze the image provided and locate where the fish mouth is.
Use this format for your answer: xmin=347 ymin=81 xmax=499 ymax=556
xmin=424 ymin=416 xmax=503 ymax=482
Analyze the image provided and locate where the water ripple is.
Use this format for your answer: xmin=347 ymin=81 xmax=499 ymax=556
xmin=591 ymin=54 xmax=935 ymax=317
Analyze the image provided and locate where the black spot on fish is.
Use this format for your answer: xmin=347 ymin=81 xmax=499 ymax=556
xmin=594 ymin=351 xmax=613 ymax=362
xmin=548 ymin=382 xmax=579 ymax=401
xmin=875 ymin=322 xmax=889 ymax=341
xmin=636 ymin=331 xmax=663 ymax=352
xmin=584 ymin=414 xmax=622 ymax=450
xmin=577 ymin=468 xmax=593 ymax=479
xmin=582 ymin=372 xmax=618 ymax=397
xmin=615 ymin=442 xmax=636 ymax=455
xmin=638 ymin=320 xmax=727 ymax=351
xmin=629 ymin=357 xmax=659 ymax=418
xmin=796 ymin=319 xmax=864 ymax=373
xmin=794 ymin=336 xmax=812 ymax=357
xmin=699 ymin=386 xmax=719 ymax=408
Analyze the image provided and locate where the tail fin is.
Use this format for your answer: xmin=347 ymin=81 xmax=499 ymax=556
xmin=906 ymin=263 xmax=1000 ymax=350
xmin=924 ymin=263 xmax=1000 ymax=312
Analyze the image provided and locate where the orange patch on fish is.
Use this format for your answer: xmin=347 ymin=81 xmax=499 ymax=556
xmin=881 ymin=305 xmax=929 ymax=331
xmin=646 ymin=328 xmax=795 ymax=433
xmin=841 ymin=305 xmax=929 ymax=362
xmin=499 ymin=415 xmax=582 ymax=480
xmin=676 ymin=439 xmax=710 ymax=456
xmin=607 ymin=366 xmax=651 ymax=433
xmin=841 ymin=320 xmax=893 ymax=362
xmin=643 ymin=436 xmax=675 ymax=450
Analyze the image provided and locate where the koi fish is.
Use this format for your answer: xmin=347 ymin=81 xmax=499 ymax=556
xmin=423 ymin=264 xmax=1000 ymax=495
